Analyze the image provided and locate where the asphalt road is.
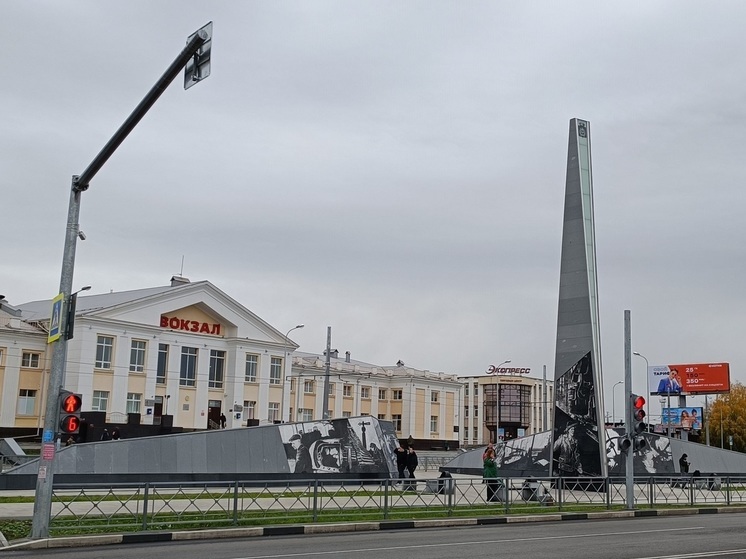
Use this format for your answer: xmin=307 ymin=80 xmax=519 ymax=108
xmin=9 ymin=514 xmax=746 ymax=559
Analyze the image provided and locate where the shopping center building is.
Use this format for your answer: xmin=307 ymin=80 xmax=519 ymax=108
xmin=459 ymin=367 xmax=554 ymax=446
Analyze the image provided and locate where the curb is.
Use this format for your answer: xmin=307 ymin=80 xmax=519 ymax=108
xmin=4 ymin=507 xmax=746 ymax=551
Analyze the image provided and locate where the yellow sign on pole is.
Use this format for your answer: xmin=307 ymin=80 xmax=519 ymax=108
xmin=48 ymin=293 xmax=64 ymax=343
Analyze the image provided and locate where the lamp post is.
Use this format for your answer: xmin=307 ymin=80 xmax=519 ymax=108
xmin=490 ymin=360 xmax=510 ymax=443
xmin=612 ymin=380 xmax=623 ymax=424
xmin=632 ymin=352 xmax=651 ymax=432
xmin=284 ymin=324 xmax=304 ymax=422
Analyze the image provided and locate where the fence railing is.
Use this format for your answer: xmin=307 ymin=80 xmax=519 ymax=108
xmin=0 ymin=455 xmax=37 ymax=471
xmin=43 ymin=474 xmax=746 ymax=536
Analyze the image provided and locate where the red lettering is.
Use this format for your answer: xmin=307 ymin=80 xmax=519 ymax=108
xmin=162 ymin=315 xmax=222 ymax=336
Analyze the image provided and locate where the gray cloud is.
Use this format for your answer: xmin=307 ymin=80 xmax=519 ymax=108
xmin=3 ymin=1 xmax=746 ymax=421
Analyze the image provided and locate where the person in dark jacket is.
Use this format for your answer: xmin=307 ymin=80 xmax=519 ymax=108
xmin=394 ymin=446 xmax=408 ymax=483
xmin=100 ymin=429 xmax=111 ymax=441
xmin=679 ymin=453 xmax=690 ymax=473
xmin=405 ymin=448 xmax=419 ymax=490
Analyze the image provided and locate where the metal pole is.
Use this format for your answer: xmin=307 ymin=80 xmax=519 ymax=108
xmin=667 ymin=386 xmax=672 ymax=437
xmin=705 ymin=396 xmax=710 ymax=446
xmin=542 ymin=365 xmax=547 ymax=430
xmin=31 ymin=27 xmax=210 ymax=540
xmin=31 ymin=178 xmax=81 ymax=539
xmin=612 ymin=380 xmax=623 ymax=424
xmin=624 ymin=310 xmax=634 ymax=509
xmin=284 ymin=325 xmax=304 ymax=421
xmin=493 ymin=376 xmax=497 ymax=443
xmin=76 ymin=32 xmax=206 ymax=189
xmin=322 ymin=327 xmax=331 ymax=419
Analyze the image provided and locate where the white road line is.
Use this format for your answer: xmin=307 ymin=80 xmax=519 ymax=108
xmin=638 ymin=551 xmax=746 ymax=559
xmin=231 ymin=526 xmax=703 ymax=559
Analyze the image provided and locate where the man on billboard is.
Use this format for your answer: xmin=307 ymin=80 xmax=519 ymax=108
xmin=656 ymin=369 xmax=682 ymax=394
xmin=691 ymin=409 xmax=701 ymax=430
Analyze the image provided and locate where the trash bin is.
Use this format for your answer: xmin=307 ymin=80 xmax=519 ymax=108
xmin=494 ymin=481 xmax=507 ymax=502
xmin=438 ymin=471 xmax=454 ymax=495
xmin=522 ymin=478 xmax=540 ymax=501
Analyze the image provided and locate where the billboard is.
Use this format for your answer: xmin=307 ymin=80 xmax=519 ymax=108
xmin=661 ymin=407 xmax=704 ymax=430
xmin=648 ymin=363 xmax=730 ymax=395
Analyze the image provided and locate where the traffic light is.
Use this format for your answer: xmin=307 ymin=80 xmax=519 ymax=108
xmin=632 ymin=394 xmax=647 ymax=451
xmin=59 ymin=391 xmax=82 ymax=435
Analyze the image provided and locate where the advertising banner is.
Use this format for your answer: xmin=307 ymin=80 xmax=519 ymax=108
xmin=661 ymin=406 xmax=704 ymax=429
xmin=648 ymin=363 xmax=730 ymax=395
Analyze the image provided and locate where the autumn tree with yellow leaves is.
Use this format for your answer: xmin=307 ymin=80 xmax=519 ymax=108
xmin=708 ymin=382 xmax=746 ymax=452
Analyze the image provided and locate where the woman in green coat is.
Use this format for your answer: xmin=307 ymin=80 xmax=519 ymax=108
xmin=483 ymin=447 xmax=500 ymax=502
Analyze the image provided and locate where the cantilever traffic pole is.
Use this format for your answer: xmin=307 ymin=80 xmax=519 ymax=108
xmin=31 ymin=23 xmax=212 ymax=540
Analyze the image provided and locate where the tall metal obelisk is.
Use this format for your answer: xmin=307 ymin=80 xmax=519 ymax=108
xmin=551 ymin=118 xmax=607 ymax=478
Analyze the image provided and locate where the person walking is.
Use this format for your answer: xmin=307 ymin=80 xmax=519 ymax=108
xmin=220 ymin=413 xmax=227 ymax=429
xmin=483 ymin=447 xmax=500 ymax=502
xmin=111 ymin=427 xmax=121 ymax=440
xmin=405 ymin=447 xmax=418 ymax=491
xmin=100 ymin=429 xmax=111 ymax=441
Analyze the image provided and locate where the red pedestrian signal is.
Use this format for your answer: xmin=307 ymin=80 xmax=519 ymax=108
xmin=59 ymin=392 xmax=82 ymax=435
xmin=62 ymin=394 xmax=82 ymax=414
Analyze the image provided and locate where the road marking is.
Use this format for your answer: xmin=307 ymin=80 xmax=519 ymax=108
xmin=233 ymin=526 xmax=703 ymax=558
xmin=639 ymin=551 xmax=746 ymax=559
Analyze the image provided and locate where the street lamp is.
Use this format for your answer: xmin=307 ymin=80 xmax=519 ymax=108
xmin=632 ymin=352 xmax=651 ymax=432
xmin=284 ymin=324 xmax=304 ymax=421
xmin=490 ymin=359 xmax=510 ymax=443
xmin=612 ymin=380 xmax=623 ymax=424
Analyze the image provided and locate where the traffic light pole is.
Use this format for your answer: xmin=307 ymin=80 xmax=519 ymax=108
xmin=624 ymin=310 xmax=634 ymax=509
xmin=31 ymin=26 xmax=210 ymax=540
xmin=30 ymin=179 xmax=82 ymax=539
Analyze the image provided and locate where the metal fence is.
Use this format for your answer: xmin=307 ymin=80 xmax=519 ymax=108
xmin=0 ymin=455 xmax=37 ymax=471
xmin=44 ymin=474 xmax=746 ymax=536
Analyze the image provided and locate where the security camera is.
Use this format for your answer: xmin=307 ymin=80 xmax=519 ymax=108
xmin=78 ymin=230 xmax=87 ymax=241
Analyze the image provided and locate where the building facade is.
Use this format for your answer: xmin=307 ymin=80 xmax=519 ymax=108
xmin=287 ymin=351 xmax=462 ymax=446
xmin=459 ymin=370 xmax=553 ymax=447
xmin=0 ymin=299 xmax=50 ymax=432
xmin=4 ymin=278 xmax=300 ymax=432
xmin=1 ymin=279 xmax=462 ymax=446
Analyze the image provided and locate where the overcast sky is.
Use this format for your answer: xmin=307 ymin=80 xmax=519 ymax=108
xmin=3 ymin=1 xmax=746 ymax=422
